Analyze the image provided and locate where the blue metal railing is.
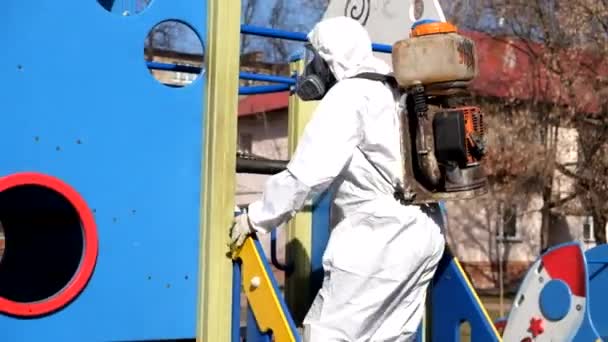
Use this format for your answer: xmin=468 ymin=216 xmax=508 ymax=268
xmin=241 ymin=24 xmax=307 ymax=42
xmin=146 ymin=61 xmax=201 ymax=74
xmin=240 ymin=24 xmax=393 ymax=53
xmin=239 ymin=84 xmax=291 ymax=95
xmin=240 ymin=71 xmax=296 ymax=85
xmin=271 ymin=229 xmax=292 ymax=272
xmin=146 ymin=62 xmax=296 ymax=84
xmin=147 ymin=64 xmax=294 ymax=94
xmin=147 ymin=24 xmax=393 ymax=95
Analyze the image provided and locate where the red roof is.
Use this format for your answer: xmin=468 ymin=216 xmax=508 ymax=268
xmin=463 ymin=30 xmax=607 ymax=113
xmin=238 ymin=91 xmax=289 ymax=117
xmin=237 ymin=31 xmax=607 ymax=116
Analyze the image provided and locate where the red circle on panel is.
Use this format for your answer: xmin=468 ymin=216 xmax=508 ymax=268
xmin=0 ymin=172 xmax=98 ymax=317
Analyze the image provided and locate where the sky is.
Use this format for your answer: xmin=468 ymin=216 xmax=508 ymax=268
xmin=130 ymin=0 xmax=326 ymax=60
xmin=236 ymin=0 xmax=505 ymax=62
xmin=239 ymin=0 xmax=327 ymax=62
xmin=130 ymin=0 xmax=508 ymax=62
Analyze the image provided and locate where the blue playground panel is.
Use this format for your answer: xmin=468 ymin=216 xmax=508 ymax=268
xmin=311 ymin=191 xmax=332 ymax=296
xmin=0 ymin=0 xmax=207 ymax=340
xmin=586 ymin=244 xmax=608 ymax=340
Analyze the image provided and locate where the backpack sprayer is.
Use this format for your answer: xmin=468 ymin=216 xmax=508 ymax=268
xmin=295 ymin=18 xmax=488 ymax=204
xmin=391 ymin=20 xmax=488 ymax=203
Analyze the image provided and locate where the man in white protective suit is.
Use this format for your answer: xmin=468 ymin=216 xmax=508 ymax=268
xmin=230 ymin=16 xmax=446 ymax=342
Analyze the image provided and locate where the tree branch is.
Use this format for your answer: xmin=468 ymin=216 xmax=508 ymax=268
xmin=548 ymin=191 xmax=579 ymax=209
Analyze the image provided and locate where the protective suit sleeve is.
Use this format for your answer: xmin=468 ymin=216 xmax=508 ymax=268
xmin=247 ymin=169 xmax=311 ymax=234
xmin=247 ymin=82 xmax=366 ymax=234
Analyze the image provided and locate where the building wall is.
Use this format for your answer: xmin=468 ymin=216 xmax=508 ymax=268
xmin=446 ymin=194 xmax=543 ymax=289
xmin=553 ymin=127 xmax=579 ymax=197
xmin=236 ymin=111 xmax=289 ymax=207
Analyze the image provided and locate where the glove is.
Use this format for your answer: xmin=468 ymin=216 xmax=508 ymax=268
xmin=230 ymin=213 xmax=254 ymax=249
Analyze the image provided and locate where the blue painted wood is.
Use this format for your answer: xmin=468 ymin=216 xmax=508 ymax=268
xmin=539 ymin=279 xmax=572 ymax=321
xmin=571 ymin=244 xmax=601 ymax=342
xmin=0 ymin=0 xmax=207 ymax=340
xmin=310 ymin=191 xmax=331 ymax=297
xmin=233 ymin=262 xmax=243 ymax=342
xmin=584 ymin=244 xmax=608 ymax=340
xmin=430 ymin=249 xmax=500 ymax=342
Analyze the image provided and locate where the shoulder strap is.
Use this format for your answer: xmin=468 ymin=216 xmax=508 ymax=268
xmin=356 ymin=146 xmax=414 ymax=205
xmin=351 ymin=72 xmax=399 ymax=88
xmin=351 ymin=73 xmax=412 ymax=205
xmin=351 ymin=72 xmax=402 ymax=105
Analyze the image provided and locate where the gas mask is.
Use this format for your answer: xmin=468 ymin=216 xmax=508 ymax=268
xmin=294 ymin=44 xmax=337 ymax=101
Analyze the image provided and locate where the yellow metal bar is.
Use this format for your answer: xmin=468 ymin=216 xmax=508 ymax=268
xmin=196 ymin=0 xmax=241 ymax=340
xmin=285 ymin=59 xmax=319 ymax=324
xmin=233 ymin=237 xmax=299 ymax=342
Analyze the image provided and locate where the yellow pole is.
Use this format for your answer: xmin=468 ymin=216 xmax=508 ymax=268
xmin=285 ymin=58 xmax=319 ymax=324
xmin=197 ymin=0 xmax=241 ymax=341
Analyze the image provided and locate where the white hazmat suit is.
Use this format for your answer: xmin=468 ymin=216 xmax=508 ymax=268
xmin=243 ymin=17 xmax=446 ymax=342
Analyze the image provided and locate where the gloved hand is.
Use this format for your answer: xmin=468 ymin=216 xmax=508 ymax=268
xmin=230 ymin=213 xmax=254 ymax=249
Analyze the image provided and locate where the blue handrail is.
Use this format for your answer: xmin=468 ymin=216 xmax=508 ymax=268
xmin=271 ymin=229 xmax=293 ymax=273
xmin=240 ymin=72 xmax=296 ymax=85
xmin=241 ymin=24 xmax=393 ymax=53
xmin=146 ymin=61 xmax=201 ymax=74
xmin=146 ymin=62 xmax=297 ymax=86
xmin=239 ymin=84 xmax=291 ymax=95
xmin=146 ymin=24 xmax=393 ymax=77
xmin=241 ymin=24 xmax=308 ymax=42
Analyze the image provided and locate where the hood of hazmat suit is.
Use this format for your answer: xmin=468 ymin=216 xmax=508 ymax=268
xmin=247 ymin=16 xmax=445 ymax=342
xmin=307 ymin=16 xmax=390 ymax=81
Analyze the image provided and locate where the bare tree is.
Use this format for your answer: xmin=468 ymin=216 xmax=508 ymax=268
xmin=241 ymin=0 xmax=259 ymax=54
xmin=241 ymin=0 xmax=329 ymax=61
xmin=144 ymin=21 xmax=193 ymax=54
xmin=445 ymin=0 xmax=608 ymax=246
xmin=268 ymin=0 xmax=290 ymax=61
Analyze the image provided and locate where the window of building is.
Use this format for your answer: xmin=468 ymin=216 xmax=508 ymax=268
xmin=502 ymin=205 xmax=517 ymax=238
xmin=497 ymin=203 xmax=519 ymax=241
xmin=173 ymin=71 xmax=197 ymax=84
xmin=238 ymin=133 xmax=253 ymax=154
xmin=583 ymin=216 xmax=594 ymax=242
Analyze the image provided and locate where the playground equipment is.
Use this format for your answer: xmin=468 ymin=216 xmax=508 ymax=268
xmin=232 ymin=223 xmax=608 ymax=341
xmin=1 ymin=0 xmax=607 ymax=341
xmin=0 ymin=0 xmax=235 ymax=341
xmin=500 ymin=242 xmax=603 ymax=341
